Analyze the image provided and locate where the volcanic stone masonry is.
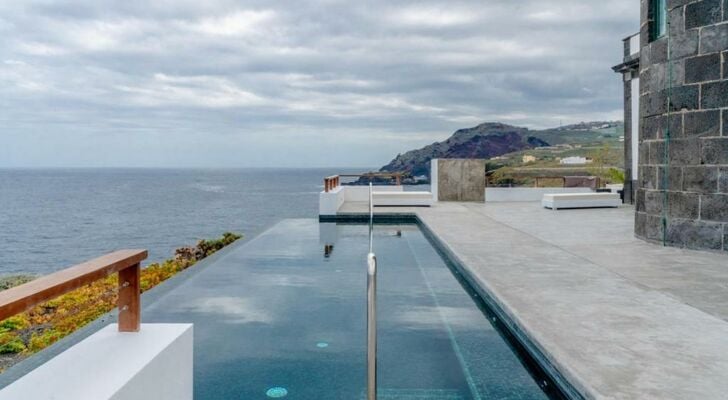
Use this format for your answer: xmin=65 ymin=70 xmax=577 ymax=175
xmin=636 ymin=0 xmax=728 ymax=251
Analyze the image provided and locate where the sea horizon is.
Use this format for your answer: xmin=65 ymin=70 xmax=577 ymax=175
xmin=0 ymin=168 xmax=366 ymax=276
xmin=0 ymin=166 xmax=380 ymax=171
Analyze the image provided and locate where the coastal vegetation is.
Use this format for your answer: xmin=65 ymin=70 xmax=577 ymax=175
xmin=0 ymin=276 xmax=35 ymax=291
xmin=0 ymin=232 xmax=242 ymax=372
xmin=485 ymin=127 xmax=624 ymax=187
xmin=377 ymin=121 xmax=624 ymax=183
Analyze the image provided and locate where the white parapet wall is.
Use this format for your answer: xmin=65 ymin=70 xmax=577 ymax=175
xmin=319 ymin=186 xmax=404 ymax=215
xmin=319 ymin=186 xmax=346 ymax=216
xmin=485 ymin=187 xmax=593 ymax=202
xmin=372 ymin=191 xmax=433 ymax=206
xmin=343 ymin=185 xmax=402 ymax=202
xmin=431 ymin=159 xmax=439 ymax=202
xmin=0 ymin=324 xmax=193 ymax=400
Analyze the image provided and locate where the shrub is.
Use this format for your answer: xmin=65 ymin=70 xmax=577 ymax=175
xmin=606 ymin=168 xmax=626 ymax=184
xmin=0 ymin=336 xmax=26 ymax=354
xmin=0 ymin=316 xmax=30 ymax=332
xmin=0 ymin=276 xmax=35 ymax=291
xmin=0 ymin=232 xmax=242 ymax=369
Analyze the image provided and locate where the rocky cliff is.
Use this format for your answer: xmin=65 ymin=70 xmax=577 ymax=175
xmin=380 ymin=122 xmax=550 ymax=178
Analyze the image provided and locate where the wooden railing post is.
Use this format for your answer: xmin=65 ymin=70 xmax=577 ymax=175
xmin=324 ymin=176 xmax=341 ymax=192
xmin=0 ymin=250 xmax=147 ymax=334
xmin=118 ymin=263 xmax=141 ymax=332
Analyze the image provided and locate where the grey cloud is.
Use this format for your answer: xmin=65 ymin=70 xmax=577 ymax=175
xmin=0 ymin=0 xmax=638 ymax=168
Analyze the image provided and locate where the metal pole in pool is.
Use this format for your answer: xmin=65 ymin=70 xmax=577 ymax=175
xmin=369 ymin=182 xmax=374 ymax=253
xmin=367 ymin=183 xmax=377 ymax=400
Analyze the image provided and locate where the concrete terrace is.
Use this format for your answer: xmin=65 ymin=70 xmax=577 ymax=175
xmin=338 ymin=201 xmax=728 ymax=399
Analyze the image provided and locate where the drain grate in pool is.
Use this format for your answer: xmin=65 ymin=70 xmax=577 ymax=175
xmin=359 ymin=388 xmax=464 ymax=399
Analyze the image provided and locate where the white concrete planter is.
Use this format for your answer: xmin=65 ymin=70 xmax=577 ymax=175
xmin=0 ymin=324 xmax=193 ymax=400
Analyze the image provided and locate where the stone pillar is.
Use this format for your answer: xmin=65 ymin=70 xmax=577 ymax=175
xmin=624 ymin=76 xmax=635 ymax=204
xmin=636 ymin=0 xmax=728 ymax=251
xmin=431 ymin=159 xmax=486 ymax=202
xmin=613 ymin=33 xmax=641 ymax=204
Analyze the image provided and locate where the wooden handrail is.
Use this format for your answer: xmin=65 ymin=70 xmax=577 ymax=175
xmin=337 ymin=173 xmax=403 ymax=178
xmin=324 ymin=172 xmax=406 ymax=192
xmin=0 ymin=249 xmax=148 ymax=332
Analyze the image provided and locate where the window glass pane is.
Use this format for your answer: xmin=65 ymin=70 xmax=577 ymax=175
xmin=653 ymin=0 xmax=667 ymax=40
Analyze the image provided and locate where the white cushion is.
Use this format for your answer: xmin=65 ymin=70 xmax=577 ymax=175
xmin=542 ymin=192 xmax=620 ymax=209
xmin=372 ymin=191 xmax=433 ymax=206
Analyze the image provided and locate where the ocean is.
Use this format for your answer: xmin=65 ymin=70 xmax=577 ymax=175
xmin=0 ymin=168 xmax=363 ymax=276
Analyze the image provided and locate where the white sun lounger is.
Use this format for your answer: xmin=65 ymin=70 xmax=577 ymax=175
xmin=542 ymin=192 xmax=621 ymax=210
xmin=372 ymin=191 xmax=433 ymax=207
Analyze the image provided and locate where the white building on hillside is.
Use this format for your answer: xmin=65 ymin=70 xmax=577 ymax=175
xmin=560 ymin=156 xmax=592 ymax=165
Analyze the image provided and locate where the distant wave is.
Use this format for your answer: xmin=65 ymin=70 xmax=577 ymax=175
xmin=188 ymin=183 xmax=225 ymax=193
xmin=245 ymin=191 xmax=318 ymax=195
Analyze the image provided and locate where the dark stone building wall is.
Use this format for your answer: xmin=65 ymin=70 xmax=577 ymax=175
xmin=636 ymin=0 xmax=728 ymax=251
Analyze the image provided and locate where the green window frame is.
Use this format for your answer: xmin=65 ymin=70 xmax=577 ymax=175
xmin=651 ymin=0 xmax=667 ymax=41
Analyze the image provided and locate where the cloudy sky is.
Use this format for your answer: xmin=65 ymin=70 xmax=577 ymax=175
xmin=0 ymin=1 xmax=639 ymax=168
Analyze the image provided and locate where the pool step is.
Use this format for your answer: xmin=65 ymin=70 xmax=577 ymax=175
xmin=360 ymin=388 xmax=465 ymax=399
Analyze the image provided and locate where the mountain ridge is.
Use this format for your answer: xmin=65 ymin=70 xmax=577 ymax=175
xmin=378 ymin=121 xmax=621 ymax=179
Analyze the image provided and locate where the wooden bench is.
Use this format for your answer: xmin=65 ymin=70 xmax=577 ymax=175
xmin=372 ymin=191 xmax=433 ymax=207
xmin=542 ymin=192 xmax=621 ymax=210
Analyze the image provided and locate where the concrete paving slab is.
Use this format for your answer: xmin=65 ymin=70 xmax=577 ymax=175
xmin=338 ymin=200 xmax=728 ymax=399
xmin=468 ymin=202 xmax=728 ymax=322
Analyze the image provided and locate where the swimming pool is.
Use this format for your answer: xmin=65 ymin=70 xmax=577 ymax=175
xmin=143 ymin=219 xmax=562 ymax=399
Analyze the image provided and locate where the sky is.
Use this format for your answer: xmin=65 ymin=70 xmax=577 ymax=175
xmin=0 ymin=1 xmax=639 ymax=168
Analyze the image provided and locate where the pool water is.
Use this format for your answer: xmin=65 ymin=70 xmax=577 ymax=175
xmin=143 ymin=219 xmax=558 ymax=399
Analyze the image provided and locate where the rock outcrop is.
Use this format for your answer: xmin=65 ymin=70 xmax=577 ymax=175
xmin=380 ymin=122 xmax=550 ymax=178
